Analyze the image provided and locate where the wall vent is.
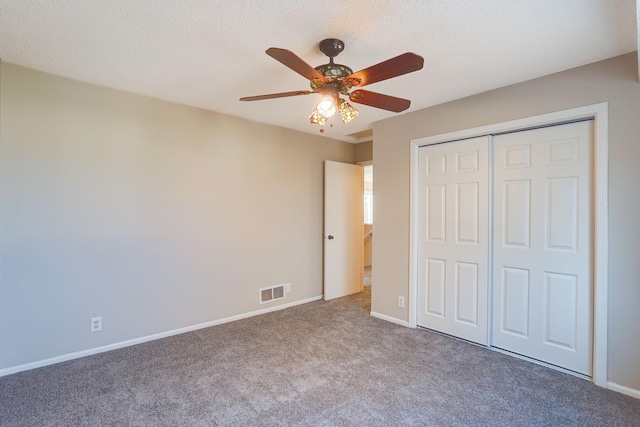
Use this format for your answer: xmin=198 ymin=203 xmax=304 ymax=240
xmin=260 ymin=284 xmax=286 ymax=304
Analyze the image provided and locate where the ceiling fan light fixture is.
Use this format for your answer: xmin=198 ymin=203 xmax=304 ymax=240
xmin=241 ymin=39 xmax=424 ymax=129
xmin=316 ymin=96 xmax=337 ymax=118
xmin=338 ymin=99 xmax=358 ymax=124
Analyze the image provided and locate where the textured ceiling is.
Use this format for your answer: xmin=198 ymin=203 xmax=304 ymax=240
xmin=0 ymin=0 xmax=637 ymax=143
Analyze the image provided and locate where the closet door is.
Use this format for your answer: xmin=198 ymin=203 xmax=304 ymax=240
xmin=492 ymin=121 xmax=593 ymax=375
xmin=417 ymin=137 xmax=489 ymax=345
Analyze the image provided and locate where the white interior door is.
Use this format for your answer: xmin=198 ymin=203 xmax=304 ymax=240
xmin=324 ymin=161 xmax=363 ymax=300
xmin=492 ymin=121 xmax=593 ymax=375
xmin=417 ymin=137 xmax=489 ymax=345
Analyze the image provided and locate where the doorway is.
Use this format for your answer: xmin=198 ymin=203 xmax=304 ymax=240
xmin=363 ymin=164 xmax=373 ymax=289
xmin=323 ymin=161 xmax=364 ymax=300
xmin=322 ymin=160 xmax=373 ymax=307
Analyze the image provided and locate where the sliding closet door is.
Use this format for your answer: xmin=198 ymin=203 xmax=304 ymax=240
xmin=492 ymin=121 xmax=593 ymax=375
xmin=417 ymin=137 xmax=489 ymax=345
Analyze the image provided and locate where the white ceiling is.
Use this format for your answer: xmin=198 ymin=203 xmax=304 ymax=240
xmin=0 ymin=0 xmax=637 ymax=143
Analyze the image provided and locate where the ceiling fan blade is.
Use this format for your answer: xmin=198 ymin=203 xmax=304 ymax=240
xmin=266 ymin=48 xmax=325 ymax=81
xmin=346 ymin=52 xmax=424 ymax=87
xmin=240 ymin=90 xmax=313 ymax=101
xmin=349 ymin=90 xmax=411 ymax=112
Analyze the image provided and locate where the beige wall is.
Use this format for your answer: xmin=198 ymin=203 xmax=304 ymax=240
xmin=372 ymin=53 xmax=640 ymax=391
xmin=354 ymin=140 xmax=373 ymax=163
xmin=0 ymin=62 xmax=355 ymax=370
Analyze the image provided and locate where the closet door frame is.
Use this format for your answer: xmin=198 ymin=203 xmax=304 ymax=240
xmin=408 ymin=102 xmax=608 ymax=387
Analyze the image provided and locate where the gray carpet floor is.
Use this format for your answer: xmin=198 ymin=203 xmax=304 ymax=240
xmin=1 ymin=286 xmax=639 ymax=426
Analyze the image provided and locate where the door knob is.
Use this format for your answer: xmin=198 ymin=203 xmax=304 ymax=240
xmin=327 ymin=235 xmax=334 ymax=240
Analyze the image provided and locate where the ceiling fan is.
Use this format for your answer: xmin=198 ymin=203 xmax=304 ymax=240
xmin=240 ymin=38 xmax=424 ymax=126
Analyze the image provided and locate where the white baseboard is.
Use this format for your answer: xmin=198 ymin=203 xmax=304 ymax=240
xmin=607 ymin=381 xmax=640 ymax=399
xmin=0 ymin=295 xmax=323 ymax=378
xmin=370 ymin=311 xmax=410 ymax=327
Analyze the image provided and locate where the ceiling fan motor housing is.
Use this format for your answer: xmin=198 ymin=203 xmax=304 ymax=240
xmin=314 ymin=38 xmax=356 ymax=93
xmin=315 ymin=38 xmax=353 ymax=80
xmin=314 ymin=63 xmax=353 ymax=79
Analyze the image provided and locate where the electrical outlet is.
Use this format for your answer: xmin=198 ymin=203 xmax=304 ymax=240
xmin=285 ymin=283 xmax=291 ymax=293
xmin=397 ymin=296 xmax=405 ymax=308
xmin=91 ymin=316 xmax=102 ymax=332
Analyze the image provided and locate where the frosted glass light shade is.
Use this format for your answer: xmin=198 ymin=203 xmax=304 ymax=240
xmin=316 ymin=96 xmax=337 ymax=118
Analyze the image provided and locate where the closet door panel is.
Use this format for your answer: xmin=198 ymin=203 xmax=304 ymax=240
xmin=417 ymin=137 xmax=489 ymax=345
xmin=491 ymin=121 xmax=593 ymax=376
